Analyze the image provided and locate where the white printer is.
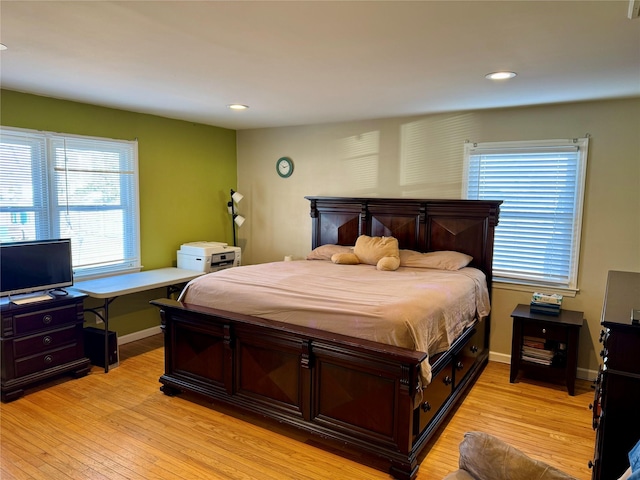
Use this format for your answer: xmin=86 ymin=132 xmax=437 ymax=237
xmin=177 ymin=241 xmax=241 ymax=273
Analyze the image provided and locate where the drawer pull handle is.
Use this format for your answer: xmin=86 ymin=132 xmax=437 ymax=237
xmin=42 ymin=314 xmax=52 ymax=325
xmin=456 ymin=361 xmax=464 ymax=370
xmin=43 ymin=336 xmax=52 ymax=345
xmin=421 ymin=401 xmax=431 ymax=412
xmin=542 ymin=328 xmax=546 ymax=334
xmin=588 ymin=460 xmax=594 ymax=469
xmin=443 ymin=376 xmax=452 ymax=386
xmin=470 ymin=345 xmax=478 ymax=353
xmin=44 ymin=355 xmax=53 ymax=364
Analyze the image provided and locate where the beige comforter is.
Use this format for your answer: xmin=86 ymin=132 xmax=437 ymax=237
xmin=179 ymin=260 xmax=490 ymax=385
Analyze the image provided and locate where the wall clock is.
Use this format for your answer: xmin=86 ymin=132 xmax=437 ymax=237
xmin=276 ymin=157 xmax=294 ymax=178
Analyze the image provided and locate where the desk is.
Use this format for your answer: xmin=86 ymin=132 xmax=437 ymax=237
xmin=74 ymin=267 xmax=204 ymax=372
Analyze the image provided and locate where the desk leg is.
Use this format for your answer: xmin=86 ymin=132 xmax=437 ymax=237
xmin=167 ymin=283 xmax=186 ymax=299
xmin=85 ymin=298 xmax=114 ymax=373
xmin=103 ymin=298 xmax=110 ymax=373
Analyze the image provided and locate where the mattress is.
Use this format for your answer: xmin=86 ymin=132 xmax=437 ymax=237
xmin=179 ymin=260 xmax=490 ymax=385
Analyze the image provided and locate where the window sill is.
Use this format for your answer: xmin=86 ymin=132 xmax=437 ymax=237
xmin=492 ymin=279 xmax=578 ymax=298
xmin=74 ymin=266 xmax=143 ymax=282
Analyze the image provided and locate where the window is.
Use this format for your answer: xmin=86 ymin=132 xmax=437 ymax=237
xmin=0 ymin=127 xmax=140 ymax=279
xmin=464 ymin=138 xmax=589 ymax=292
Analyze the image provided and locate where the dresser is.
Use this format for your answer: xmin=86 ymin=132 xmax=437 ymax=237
xmin=591 ymin=270 xmax=640 ymax=480
xmin=1 ymin=292 xmax=91 ymax=402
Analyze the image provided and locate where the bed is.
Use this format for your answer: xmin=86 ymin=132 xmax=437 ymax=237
xmin=151 ymin=196 xmax=501 ymax=480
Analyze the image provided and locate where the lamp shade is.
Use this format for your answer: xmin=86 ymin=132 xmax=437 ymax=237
xmin=231 ymin=191 xmax=244 ymax=204
xmin=234 ymin=215 xmax=246 ymax=227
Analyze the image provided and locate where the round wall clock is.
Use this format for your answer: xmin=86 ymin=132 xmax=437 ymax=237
xmin=276 ymin=157 xmax=294 ymax=178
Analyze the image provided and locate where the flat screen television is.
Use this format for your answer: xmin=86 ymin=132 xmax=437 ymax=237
xmin=0 ymin=239 xmax=74 ymax=299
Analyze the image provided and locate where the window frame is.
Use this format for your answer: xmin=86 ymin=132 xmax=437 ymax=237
xmin=0 ymin=126 xmax=141 ymax=280
xmin=463 ymin=138 xmax=589 ymax=293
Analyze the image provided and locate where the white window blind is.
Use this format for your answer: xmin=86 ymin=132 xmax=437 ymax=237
xmin=0 ymin=126 xmax=140 ymax=279
xmin=464 ymin=138 xmax=588 ymax=291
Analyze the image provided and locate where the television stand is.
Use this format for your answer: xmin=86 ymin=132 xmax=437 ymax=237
xmin=1 ymin=291 xmax=91 ymax=402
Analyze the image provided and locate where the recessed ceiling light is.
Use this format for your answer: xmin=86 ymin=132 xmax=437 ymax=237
xmin=227 ymin=104 xmax=249 ymax=110
xmin=485 ymin=71 xmax=517 ymax=80
xmin=0 ymin=44 xmax=7 ymax=51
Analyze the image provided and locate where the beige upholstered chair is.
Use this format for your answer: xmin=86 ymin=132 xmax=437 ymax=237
xmin=443 ymin=431 xmax=578 ymax=480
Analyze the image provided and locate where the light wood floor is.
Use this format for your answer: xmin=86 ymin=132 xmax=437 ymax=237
xmin=1 ymin=335 xmax=596 ymax=479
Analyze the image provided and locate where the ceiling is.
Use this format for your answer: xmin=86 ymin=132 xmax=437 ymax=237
xmin=1 ymin=1 xmax=639 ymax=130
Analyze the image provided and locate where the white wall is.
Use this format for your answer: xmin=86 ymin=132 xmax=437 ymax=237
xmin=237 ymin=98 xmax=640 ymax=377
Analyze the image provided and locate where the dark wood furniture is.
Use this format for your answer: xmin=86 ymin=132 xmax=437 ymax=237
xmin=151 ymin=196 xmax=501 ymax=480
xmin=510 ymin=304 xmax=583 ymax=395
xmin=591 ymin=270 xmax=640 ymax=480
xmin=1 ymin=291 xmax=91 ymax=402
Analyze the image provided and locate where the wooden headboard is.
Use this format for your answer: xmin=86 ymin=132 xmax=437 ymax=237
xmin=306 ymin=196 xmax=502 ymax=288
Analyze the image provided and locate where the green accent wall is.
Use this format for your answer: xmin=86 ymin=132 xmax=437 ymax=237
xmin=1 ymin=89 xmax=237 ymax=337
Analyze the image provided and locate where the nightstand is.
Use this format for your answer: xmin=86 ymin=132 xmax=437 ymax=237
xmin=510 ymin=304 xmax=583 ymax=395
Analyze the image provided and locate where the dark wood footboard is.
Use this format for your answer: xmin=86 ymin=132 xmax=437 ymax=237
xmin=152 ymin=298 xmax=489 ymax=480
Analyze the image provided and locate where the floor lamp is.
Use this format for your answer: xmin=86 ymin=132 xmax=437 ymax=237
xmin=228 ymin=189 xmax=245 ymax=247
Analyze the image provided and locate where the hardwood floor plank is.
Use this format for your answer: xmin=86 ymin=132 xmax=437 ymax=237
xmin=0 ymin=334 xmax=596 ymax=480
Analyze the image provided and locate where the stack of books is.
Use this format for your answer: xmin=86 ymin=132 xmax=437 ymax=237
xmin=522 ymin=335 xmax=554 ymax=365
xmin=530 ymin=292 xmax=563 ymax=316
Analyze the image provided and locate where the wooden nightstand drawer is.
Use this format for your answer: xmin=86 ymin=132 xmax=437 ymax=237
xmin=14 ymin=305 xmax=79 ymax=335
xmin=13 ymin=325 xmax=78 ymax=358
xmin=15 ymin=344 xmax=80 ymax=377
xmin=522 ymin=321 xmax=567 ymax=343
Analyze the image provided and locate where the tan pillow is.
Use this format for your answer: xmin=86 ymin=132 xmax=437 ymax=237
xmin=399 ymin=249 xmax=472 ymax=270
xmin=331 ymin=252 xmax=360 ymax=265
xmin=354 ymin=235 xmax=400 ymax=271
xmin=306 ymin=244 xmax=353 ymax=261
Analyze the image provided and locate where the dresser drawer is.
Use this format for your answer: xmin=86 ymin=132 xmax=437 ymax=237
xmin=15 ymin=344 xmax=80 ymax=377
xmin=13 ymin=325 xmax=78 ymax=358
xmin=14 ymin=305 xmax=79 ymax=335
xmin=604 ymin=328 xmax=640 ymax=374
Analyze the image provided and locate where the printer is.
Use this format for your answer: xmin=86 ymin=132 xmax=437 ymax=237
xmin=177 ymin=241 xmax=241 ymax=273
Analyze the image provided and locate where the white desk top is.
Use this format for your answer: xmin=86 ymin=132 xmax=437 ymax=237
xmin=73 ymin=267 xmax=204 ymax=299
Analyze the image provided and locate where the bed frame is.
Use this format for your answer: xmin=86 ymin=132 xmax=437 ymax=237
xmin=152 ymin=196 xmax=501 ymax=480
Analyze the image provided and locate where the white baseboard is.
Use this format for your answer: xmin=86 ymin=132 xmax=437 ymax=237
xmin=489 ymin=351 xmax=511 ymax=365
xmin=488 ymin=350 xmax=597 ymax=382
xmin=118 ymin=326 xmax=162 ymax=345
